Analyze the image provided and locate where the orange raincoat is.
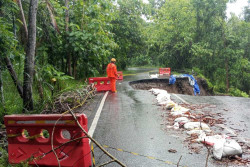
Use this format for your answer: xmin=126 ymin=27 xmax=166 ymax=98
xmin=106 ymin=63 xmax=118 ymax=92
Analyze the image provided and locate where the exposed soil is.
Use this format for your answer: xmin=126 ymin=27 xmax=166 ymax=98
xmin=129 ymin=77 xmax=213 ymax=96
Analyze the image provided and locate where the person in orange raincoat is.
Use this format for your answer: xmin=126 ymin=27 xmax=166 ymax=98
xmin=106 ymin=58 xmax=118 ymax=93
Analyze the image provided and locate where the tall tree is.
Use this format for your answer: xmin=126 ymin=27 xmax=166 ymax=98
xmin=112 ymin=0 xmax=146 ymax=68
xmin=65 ymin=0 xmax=72 ymax=76
xmin=0 ymin=63 xmax=5 ymax=113
xmin=0 ymin=0 xmax=23 ymax=98
xmin=17 ymin=0 xmax=28 ymax=39
xmin=244 ymin=0 xmax=250 ymax=22
xmin=23 ymin=0 xmax=38 ymax=112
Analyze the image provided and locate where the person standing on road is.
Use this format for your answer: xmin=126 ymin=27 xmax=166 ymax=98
xmin=106 ymin=58 xmax=118 ymax=93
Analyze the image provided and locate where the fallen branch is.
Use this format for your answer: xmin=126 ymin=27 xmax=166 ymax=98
xmin=177 ymin=155 xmax=182 ymax=167
xmin=204 ymin=139 xmax=211 ymax=167
xmin=67 ymin=105 xmax=127 ymax=167
xmin=51 ymin=114 xmax=62 ymax=167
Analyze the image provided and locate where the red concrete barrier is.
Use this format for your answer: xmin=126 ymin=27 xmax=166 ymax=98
xmin=4 ymin=114 xmax=92 ymax=167
xmin=88 ymin=77 xmax=111 ymax=92
xmin=159 ymin=68 xmax=171 ymax=75
xmin=117 ymin=71 xmax=123 ymax=80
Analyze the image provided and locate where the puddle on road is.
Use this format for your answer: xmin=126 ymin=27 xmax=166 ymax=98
xmin=129 ymin=77 xmax=213 ymax=96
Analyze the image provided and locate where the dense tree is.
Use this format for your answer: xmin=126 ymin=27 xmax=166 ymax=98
xmin=0 ymin=0 xmax=249 ymax=115
xmin=144 ymin=0 xmax=249 ymax=95
xmin=111 ymin=0 xmax=148 ymax=68
xmin=244 ymin=0 xmax=250 ymax=22
xmin=23 ymin=0 xmax=38 ymax=112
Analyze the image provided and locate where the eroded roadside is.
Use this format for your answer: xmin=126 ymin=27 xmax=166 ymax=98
xmin=130 ymin=77 xmax=250 ymax=167
xmin=130 ymin=77 xmax=213 ymax=96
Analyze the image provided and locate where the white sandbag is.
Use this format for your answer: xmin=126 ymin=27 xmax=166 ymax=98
xmin=196 ymin=134 xmax=229 ymax=145
xmin=171 ymin=106 xmax=189 ymax=113
xmin=187 ymin=130 xmax=206 ymax=136
xmin=158 ymin=99 xmax=172 ymax=105
xmin=222 ymin=139 xmax=242 ymax=157
xmin=170 ymin=110 xmax=186 ymax=116
xmin=149 ymin=74 xmax=159 ymax=79
xmin=173 ymin=122 xmax=179 ymax=129
xmin=175 ymin=117 xmax=189 ymax=124
xmin=213 ymin=138 xmax=242 ymax=160
xmin=158 ymin=100 xmax=169 ymax=105
xmin=165 ymin=101 xmax=177 ymax=109
xmin=156 ymin=91 xmax=169 ymax=98
xmin=184 ymin=122 xmax=210 ymax=131
xmin=148 ymin=88 xmax=160 ymax=94
xmin=152 ymin=89 xmax=166 ymax=95
xmin=213 ymin=138 xmax=226 ymax=160
xmin=156 ymin=92 xmax=170 ymax=103
xmin=148 ymin=88 xmax=154 ymax=92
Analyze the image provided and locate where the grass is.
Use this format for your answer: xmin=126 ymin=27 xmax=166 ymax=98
xmin=0 ymin=70 xmax=88 ymax=120
xmin=0 ymin=73 xmax=88 ymax=167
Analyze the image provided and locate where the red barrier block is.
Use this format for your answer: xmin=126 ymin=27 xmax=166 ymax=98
xmin=88 ymin=77 xmax=111 ymax=92
xmin=159 ymin=68 xmax=171 ymax=75
xmin=117 ymin=71 xmax=123 ymax=80
xmin=4 ymin=114 xmax=92 ymax=167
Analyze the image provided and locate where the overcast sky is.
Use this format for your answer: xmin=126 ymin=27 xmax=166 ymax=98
xmin=227 ymin=0 xmax=248 ymax=18
xmin=142 ymin=0 xmax=249 ymax=18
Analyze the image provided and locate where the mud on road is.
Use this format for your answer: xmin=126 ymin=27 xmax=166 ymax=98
xmin=129 ymin=77 xmax=213 ymax=96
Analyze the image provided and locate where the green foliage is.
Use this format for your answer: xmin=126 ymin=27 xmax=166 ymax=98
xmin=36 ymin=0 xmax=118 ymax=78
xmin=0 ymin=147 xmax=11 ymax=167
xmin=0 ymin=1 xmax=19 ymax=57
xmin=143 ymin=0 xmax=250 ymax=96
xmin=229 ymin=88 xmax=249 ymax=98
xmin=132 ymin=54 xmax=152 ymax=66
xmin=112 ymin=0 xmax=146 ymax=69
xmin=193 ymin=67 xmax=213 ymax=89
xmin=1 ymin=71 xmax=23 ymax=117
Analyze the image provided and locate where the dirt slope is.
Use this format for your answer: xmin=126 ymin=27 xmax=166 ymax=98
xmin=129 ymin=77 xmax=213 ymax=96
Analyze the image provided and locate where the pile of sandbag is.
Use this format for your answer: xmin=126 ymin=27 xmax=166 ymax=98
xmin=148 ymin=88 xmax=243 ymax=160
xmin=197 ymin=134 xmax=243 ymax=160
xmin=149 ymin=88 xmax=171 ymax=105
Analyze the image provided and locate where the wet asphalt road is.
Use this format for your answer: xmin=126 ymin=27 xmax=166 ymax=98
xmin=86 ymin=68 xmax=250 ymax=167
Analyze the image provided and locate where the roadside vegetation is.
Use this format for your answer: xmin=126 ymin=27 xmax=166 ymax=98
xmin=0 ymin=0 xmax=249 ymax=128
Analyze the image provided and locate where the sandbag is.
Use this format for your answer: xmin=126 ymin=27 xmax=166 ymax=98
xmin=158 ymin=99 xmax=173 ymax=105
xmin=170 ymin=106 xmax=190 ymax=116
xmin=213 ymin=139 xmax=242 ymax=160
xmin=171 ymin=106 xmax=189 ymax=113
xmin=196 ymin=134 xmax=243 ymax=160
xmin=222 ymin=139 xmax=242 ymax=157
xmin=184 ymin=122 xmax=210 ymax=131
xmin=173 ymin=122 xmax=179 ymax=129
xmin=156 ymin=92 xmax=170 ymax=103
xmin=165 ymin=101 xmax=177 ymax=109
xmin=149 ymin=88 xmax=167 ymax=96
xmin=187 ymin=130 xmax=206 ymax=136
xmin=175 ymin=117 xmax=189 ymax=124
xmin=170 ymin=110 xmax=187 ymax=116
xmin=213 ymin=138 xmax=226 ymax=160
xmin=196 ymin=134 xmax=229 ymax=146
xmin=149 ymin=74 xmax=159 ymax=79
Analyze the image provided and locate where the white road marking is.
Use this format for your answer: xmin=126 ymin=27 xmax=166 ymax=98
xmin=88 ymin=91 xmax=109 ymax=142
xmin=172 ymin=94 xmax=190 ymax=104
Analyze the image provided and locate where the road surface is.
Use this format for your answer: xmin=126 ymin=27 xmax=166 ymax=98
xmin=84 ymin=68 xmax=250 ymax=167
